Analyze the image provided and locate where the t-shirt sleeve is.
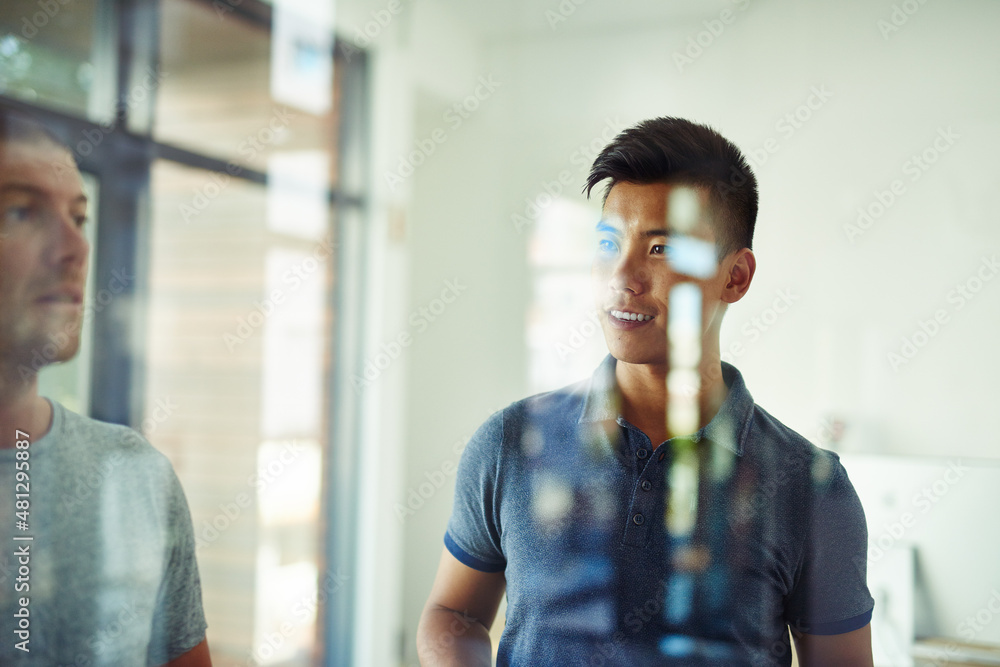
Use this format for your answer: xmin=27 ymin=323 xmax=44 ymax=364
xmin=444 ymin=409 xmax=507 ymax=573
xmin=785 ymin=460 xmax=875 ymax=635
xmin=146 ymin=466 xmax=208 ymax=666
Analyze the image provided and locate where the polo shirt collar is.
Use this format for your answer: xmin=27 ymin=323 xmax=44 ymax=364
xmin=577 ymin=354 xmax=754 ymax=456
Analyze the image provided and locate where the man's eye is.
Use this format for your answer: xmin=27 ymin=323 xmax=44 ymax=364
xmin=598 ymin=239 xmax=618 ymax=254
xmin=2 ymin=206 xmax=32 ymax=224
xmin=652 ymin=243 xmax=676 ymax=258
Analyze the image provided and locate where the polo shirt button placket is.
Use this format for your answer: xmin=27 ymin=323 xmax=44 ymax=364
xmin=632 ymin=513 xmax=645 ymax=526
xmin=640 ymin=480 xmax=652 ymax=492
xmin=636 ymin=448 xmax=648 ymax=460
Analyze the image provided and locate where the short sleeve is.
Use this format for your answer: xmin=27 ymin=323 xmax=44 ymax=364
xmin=786 ymin=461 xmax=875 ymax=635
xmin=444 ymin=409 xmax=507 ymax=573
xmin=146 ymin=468 xmax=208 ymax=666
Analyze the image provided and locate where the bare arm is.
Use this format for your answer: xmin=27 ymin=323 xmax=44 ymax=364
xmin=792 ymin=623 xmax=873 ymax=667
xmin=161 ymin=638 xmax=212 ymax=667
xmin=417 ymin=547 xmax=506 ymax=666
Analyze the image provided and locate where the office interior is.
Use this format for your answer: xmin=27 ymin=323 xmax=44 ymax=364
xmin=1 ymin=0 xmax=998 ymax=665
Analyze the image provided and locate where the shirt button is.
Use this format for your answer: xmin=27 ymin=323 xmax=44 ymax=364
xmin=632 ymin=513 xmax=645 ymax=526
xmin=640 ymin=480 xmax=652 ymax=492
xmin=636 ymin=448 xmax=648 ymax=460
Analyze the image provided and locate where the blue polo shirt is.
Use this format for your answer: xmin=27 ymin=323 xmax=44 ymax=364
xmin=445 ymin=356 xmax=874 ymax=666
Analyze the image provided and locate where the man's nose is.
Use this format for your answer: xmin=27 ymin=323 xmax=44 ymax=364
xmin=609 ymin=251 xmax=648 ymax=294
xmin=47 ymin=211 xmax=89 ymax=271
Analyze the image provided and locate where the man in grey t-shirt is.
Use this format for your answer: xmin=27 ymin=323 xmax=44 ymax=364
xmin=0 ymin=110 xmax=210 ymax=665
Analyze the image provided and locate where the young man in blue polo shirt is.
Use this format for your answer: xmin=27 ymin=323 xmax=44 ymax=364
xmin=417 ymin=118 xmax=874 ymax=666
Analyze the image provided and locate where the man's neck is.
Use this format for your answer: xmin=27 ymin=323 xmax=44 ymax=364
xmin=614 ymin=352 xmax=729 ymax=449
xmin=0 ymin=367 xmax=52 ymax=448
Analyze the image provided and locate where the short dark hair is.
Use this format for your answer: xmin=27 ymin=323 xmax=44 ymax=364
xmin=0 ymin=108 xmax=72 ymax=153
xmin=584 ymin=117 xmax=758 ymax=256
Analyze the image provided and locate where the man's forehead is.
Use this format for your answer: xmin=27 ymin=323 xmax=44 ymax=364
xmin=601 ymin=182 xmax=711 ymax=233
xmin=0 ymin=141 xmax=85 ymax=197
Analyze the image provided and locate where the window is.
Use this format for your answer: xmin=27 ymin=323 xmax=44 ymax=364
xmin=0 ymin=0 xmax=117 ymax=122
xmin=526 ymin=196 xmax=607 ymax=394
xmin=1 ymin=0 xmax=368 ymax=663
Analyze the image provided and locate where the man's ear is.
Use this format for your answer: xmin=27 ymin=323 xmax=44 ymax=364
xmin=720 ymin=248 xmax=755 ymax=304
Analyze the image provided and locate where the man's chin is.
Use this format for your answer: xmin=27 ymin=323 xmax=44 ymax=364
xmin=601 ymin=326 xmax=666 ymax=366
xmin=20 ymin=330 xmax=82 ymax=367
xmin=607 ymin=346 xmax=668 ymax=367
xmin=50 ymin=342 xmax=81 ymax=364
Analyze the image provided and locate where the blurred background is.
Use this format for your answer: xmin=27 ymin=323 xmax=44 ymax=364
xmin=2 ymin=0 xmax=999 ymax=665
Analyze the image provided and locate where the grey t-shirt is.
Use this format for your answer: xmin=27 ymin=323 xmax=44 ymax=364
xmin=0 ymin=400 xmax=207 ymax=665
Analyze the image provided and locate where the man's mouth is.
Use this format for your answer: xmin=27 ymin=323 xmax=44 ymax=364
xmin=609 ymin=309 xmax=654 ymax=323
xmin=36 ymin=289 xmax=84 ymax=306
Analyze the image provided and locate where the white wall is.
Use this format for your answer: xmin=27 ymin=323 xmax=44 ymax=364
xmin=842 ymin=454 xmax=1000 ymax=652
xmin=336 ymin=1 xmax=518 ymax=665
xmin=340 ymin=0 xmax=1000 ymax=663
xmin=478 ymin=0 xmax=1000 ymax=461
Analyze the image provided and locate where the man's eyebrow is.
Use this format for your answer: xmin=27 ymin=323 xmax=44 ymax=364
xmin=0 ymin=183 xmax=88 ymax=205
xmin=596 ymin=221 xmax=670 ymax=239
xmin=596 ymin=220 xmax=619 ymax=235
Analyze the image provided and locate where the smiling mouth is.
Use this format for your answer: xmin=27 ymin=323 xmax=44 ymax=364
xmin=609 ymin=309 xmax=654 ymax=322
